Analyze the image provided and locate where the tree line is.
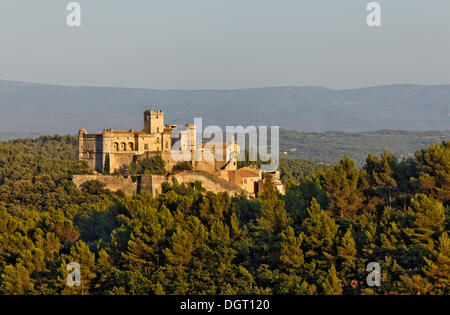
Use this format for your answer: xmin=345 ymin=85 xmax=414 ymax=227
xmin=0 ymin=135 xmax=448 ymax=294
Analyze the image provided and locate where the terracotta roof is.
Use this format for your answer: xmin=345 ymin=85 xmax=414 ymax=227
xmin=236 ymin=169 xmax=260 ymax=178
xmin=238 ymin=166 xmax=260 ymax=175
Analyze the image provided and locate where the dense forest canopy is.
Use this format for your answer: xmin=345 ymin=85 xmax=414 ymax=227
xmin=0 ymin=135 xmax=448 ymax=295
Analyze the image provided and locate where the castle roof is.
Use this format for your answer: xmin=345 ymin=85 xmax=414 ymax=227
xmin=236 ymin=169 xmax=261 ymax=178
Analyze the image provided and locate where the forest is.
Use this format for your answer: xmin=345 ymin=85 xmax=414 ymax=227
xmin=0 ymin=135 xmax=448 ymax=295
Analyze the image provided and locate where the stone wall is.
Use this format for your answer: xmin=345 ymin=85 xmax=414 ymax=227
xmin=172 ymin=171 xmax=245 ymax=196
xmin=72 ymin=171 xmax=246 ymax=197
xmin=72 ymin=174 xmax=137 ymax=195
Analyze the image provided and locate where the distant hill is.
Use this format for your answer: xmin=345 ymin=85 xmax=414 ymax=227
xmin=0 ymin=80 xmax=449 ymax=138
xmin=280 ymin=129 xmax=450 ymax=167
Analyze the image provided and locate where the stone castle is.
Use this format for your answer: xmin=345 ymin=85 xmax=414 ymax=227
xmin=77 ymin=109 xmax=284 ymax=196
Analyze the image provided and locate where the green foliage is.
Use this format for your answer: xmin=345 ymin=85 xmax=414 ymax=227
xmin=129 ymin=155 xmax=166 ymax=175
xmin=172 ymin=161 xmax=193 ymax=173
xmin=0 ymin=136 xmax=448 ymax=295
xmin=415 ymin=141 xmax=450 ymax=205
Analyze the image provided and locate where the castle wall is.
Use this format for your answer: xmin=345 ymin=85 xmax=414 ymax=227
xmin=72 ymin=171 xmax=246 ymax=197
xmin=79 ymin=134 xmax=103 ymax=172
xmin=172 ymin=171 xmax=245 ymax=196
xmin=72 ymin=174 xmax=137 ymax=195
xmin=109 ymin=153 xmax=136 ymax=173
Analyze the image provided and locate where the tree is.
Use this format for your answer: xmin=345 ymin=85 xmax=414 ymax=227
xmin=361 ymin=151 xmax=398 ymax=213
xmin=415 ymin=141 xmax=450 ymax=206
xmin=322 ymin=265 xmax=342 ymax=295
xmin=62 ymin=240 xmax=96 ymax=295
xmin=302 ymin=198 xmax=338 ymax=262
xmin=256 ymin=179 xmax=291 ymax=234
xmin=423 ymin=232 xmax=450 ymax=293
xmin=337 ymin=227 xmax=357 ymax=271
xmin=129 ymin=154 xmax=166 ymax=175
xmin=321 ymin=157 xmax=364 ymax=218
xmin=280 ymin=226 xmax=304 ymax=271
xmin=405 ymin=194 xmax=445 ymax=251
xmin=0 ymin=264 xmax=34 ymax=295
xmin=172 ymin=161 xmax=193 ymax=173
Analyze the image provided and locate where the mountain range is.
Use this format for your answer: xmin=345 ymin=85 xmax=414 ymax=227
xmin=0 ymin=80 xmax=448 ymax=139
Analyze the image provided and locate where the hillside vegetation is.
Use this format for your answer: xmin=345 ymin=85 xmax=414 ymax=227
xmin=0 ymin=136 xmax=448 ymax=295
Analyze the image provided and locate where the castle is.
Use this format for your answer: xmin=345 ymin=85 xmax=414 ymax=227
xmin=77 ymin=109 xmax=284 ymax=196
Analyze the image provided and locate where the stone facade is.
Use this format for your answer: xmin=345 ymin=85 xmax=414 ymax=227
xmin=78 ymin=109 xmax=238 ymax=174
xmin=77 ymin=109 xmax=284 ymax=196
xmin=72 ymin=172 xmax=246 ymax=197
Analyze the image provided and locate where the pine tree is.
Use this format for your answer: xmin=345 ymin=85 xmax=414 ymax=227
xmin=423 ymin=232 xmax=450 ymax=293
xmin=321 ymin=157 xmax=364 ymax=218
xmin=0 ymin=263 xmax=34 ymax=295
xmin=415 ymin=140 xmax=450 ymax=206
xmin=302 ymin=198 xmax=338 ymax=262
xmin=62 ymin=240 xmax=96 ymax=295
xmin=337 ymin=227 xmax=357 ymax=269
xmin=257 ymin=179 xmax=291 ymax=234
xmin=405 ymin=194 xmax=445 ymax=251
xmin=322 ymin=265 xmax=342 ymax=295
xmin=280 ymin=226 xmax=304 ymax=270
xmin=361 ymin=151 xmax=398 ymax=213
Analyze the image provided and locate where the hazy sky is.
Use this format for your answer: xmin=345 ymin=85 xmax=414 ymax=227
xmin=1 ymin=0 xmax=449 ymax=90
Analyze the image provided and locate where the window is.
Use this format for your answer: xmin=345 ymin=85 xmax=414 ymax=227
xmin=144 ymin=144 xmax=149 ymax=150
xmin=157 ymin=127 xmax=160 ymax=133
xmin=113 ymin=143 xmax=119 ymax=151
xmin=165 ymin=142 xmax=168 ymax=149
xmin=157 ymin=137 xmax=160 ymax=143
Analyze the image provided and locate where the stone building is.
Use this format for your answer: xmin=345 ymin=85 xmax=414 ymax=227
xmin=78 ymin=109 xmax=238 ymax=175
xmin=78 ymin=109 xmax=284 ymax=196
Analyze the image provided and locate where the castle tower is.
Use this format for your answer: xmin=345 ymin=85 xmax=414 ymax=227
xmin=143 ymin=110 xmax=164 ymax=134
xmin=186 ymin=123 xmax=196 ymax=151
xmin=78 ymin=128 xmax=87 ymax=160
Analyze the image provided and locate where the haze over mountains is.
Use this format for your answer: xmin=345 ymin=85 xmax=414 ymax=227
xmin=0 ymin=80 xmax=448 ymax=139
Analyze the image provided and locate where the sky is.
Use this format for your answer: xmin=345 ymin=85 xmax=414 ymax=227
xmin=0 ymin=0 xmax=449 ymax=90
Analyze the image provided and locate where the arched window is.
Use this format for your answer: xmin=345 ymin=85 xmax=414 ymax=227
xmin=113 ymin=142 xmax=119 ymax=151
xmin=128 ymin=142 xmax=134 ymax=151
xmin=120 ymin=142 xmax=126 ymax=151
